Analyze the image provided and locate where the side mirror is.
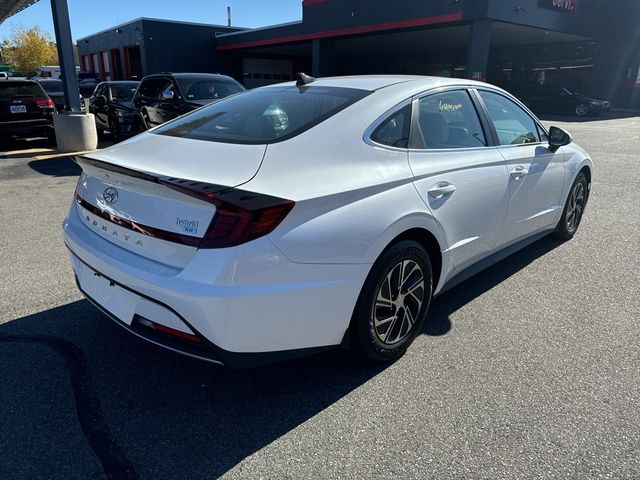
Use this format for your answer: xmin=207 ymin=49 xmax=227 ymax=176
xmin=94 ymin=95 xmax=107 ymax=107
xmin=161 ymin=90 xmax=175 ymax=100
xmin=549 ymin=126 xmax=572 ymax=150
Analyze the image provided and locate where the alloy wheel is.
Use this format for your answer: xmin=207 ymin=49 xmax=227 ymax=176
xmin=373 ymin=259 xmax=425 ymax=346
xmin=566 ymin=181 xmax=586 ymax=232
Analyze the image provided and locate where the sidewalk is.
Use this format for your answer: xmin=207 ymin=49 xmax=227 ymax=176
xmin=0 ymin=138 xmax=114 ymax=161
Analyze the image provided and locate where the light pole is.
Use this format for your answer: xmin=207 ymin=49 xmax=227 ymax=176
xmin=50 ymin=0 xmax=81 ymax=112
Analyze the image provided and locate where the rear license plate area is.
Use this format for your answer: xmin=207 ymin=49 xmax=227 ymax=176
xmin=75 ymin=260 xmax=139 ymax=325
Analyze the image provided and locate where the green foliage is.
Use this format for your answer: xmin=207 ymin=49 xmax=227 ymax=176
xmin=2 ymin=25 xmax=58 ymax=76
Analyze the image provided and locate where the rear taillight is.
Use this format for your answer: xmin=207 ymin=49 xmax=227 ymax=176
xmin=36 ymin=99 xmax=54 ymax=108
xmin=136 ymin=317 xmax=201 ymax=342
xmin=159 ymin=178 xmax=295 ymax=248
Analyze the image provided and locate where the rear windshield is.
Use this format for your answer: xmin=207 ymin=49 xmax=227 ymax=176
xmin=176 ymin=77 xmax=245 ymax=101
xmin=154 ymin=86 xmax=370 ymax=144
xmin=0 ymin=82 xmax=47 ymax=100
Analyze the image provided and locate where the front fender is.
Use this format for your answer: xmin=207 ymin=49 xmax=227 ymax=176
xmin=561 ymin=144 xmax=593 ymax=204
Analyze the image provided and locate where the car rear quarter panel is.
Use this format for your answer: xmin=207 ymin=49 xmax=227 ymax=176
xmin=244 ymin=96 xmax=451 ymax=286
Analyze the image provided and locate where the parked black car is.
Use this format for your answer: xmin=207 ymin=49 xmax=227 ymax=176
xmin=0 ymin=80 xmax=56 ymax=143
xmin=519 ymin=85 xmax=611 ymax=117
xmin=89 ymin=81 xmax=139 ymax=142
xmin=132 ymin=73 xmax=245 ymax=132
xmin=78 ymin=72 xmax=101 ymax=97
xmin=36 ymin=79 xmax=85 ymax=112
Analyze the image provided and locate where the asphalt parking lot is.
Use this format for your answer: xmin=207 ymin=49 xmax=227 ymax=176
xmin=1 ymin=114 xmax=639 ymax=480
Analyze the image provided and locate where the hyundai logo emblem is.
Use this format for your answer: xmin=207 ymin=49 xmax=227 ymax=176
xmin=103 ymin=187 xmax=119 ymax=205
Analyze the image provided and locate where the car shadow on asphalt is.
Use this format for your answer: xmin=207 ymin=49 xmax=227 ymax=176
xmin=0 ymin=301 xmax=389 ymax=480
xmin=539 ymin=111 xmax=639 ymax=123
xmin=424 ymin=234 xmax=566 ymax=337
xmin=0 ymin=235 xmax=566 ymax=480
xmin=28 ymin=157 xmax=81 ymax=177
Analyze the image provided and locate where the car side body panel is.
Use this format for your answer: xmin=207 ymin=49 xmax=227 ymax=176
xmin=495 ymin=143 xmax=566 ymax=245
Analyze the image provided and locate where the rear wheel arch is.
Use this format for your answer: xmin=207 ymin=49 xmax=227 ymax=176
xmin=384 ymin=228 xmax=443 ymax=293
xmin=342 ymin=227 xmax=443 ymax=350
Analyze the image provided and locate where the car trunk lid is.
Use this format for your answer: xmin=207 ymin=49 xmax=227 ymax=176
xmin=74 ymin=135 xmax=267 ymax=268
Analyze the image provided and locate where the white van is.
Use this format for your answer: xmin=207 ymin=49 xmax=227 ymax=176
xmin=34 ymin=66 xmax=62 ymax=79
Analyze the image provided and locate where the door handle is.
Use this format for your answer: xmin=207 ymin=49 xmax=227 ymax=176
xmin=427 ymin=182 xmax=457 ymax=199
xmin=510 ymin=165 xmax=529 ymax=179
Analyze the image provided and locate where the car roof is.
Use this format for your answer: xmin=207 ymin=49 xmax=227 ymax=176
xmin=0 ymin=79 xmax=38 ymax=85
xmin=102 ymin=80 xmax=139 ymax=85
xmin=147 ymin=72 xmax=231 ymax=78
xmin=261 ymin=75 xmax=491 ymax=92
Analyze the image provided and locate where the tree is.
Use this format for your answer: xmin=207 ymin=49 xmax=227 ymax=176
xmin=2 ymin=25 xmax=58 ymax=76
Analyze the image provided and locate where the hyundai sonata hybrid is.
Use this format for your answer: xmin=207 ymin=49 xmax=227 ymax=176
xmin=63 ymin=75 xmax=592 ymax=368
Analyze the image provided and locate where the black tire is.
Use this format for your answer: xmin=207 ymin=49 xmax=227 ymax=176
xmin=352 ymin=240 xmax=433 ymax=362
xmin=555 ymin=172 xmax=588 ymax=239
xmin=575 ymin=103 xmax=589 ymax=117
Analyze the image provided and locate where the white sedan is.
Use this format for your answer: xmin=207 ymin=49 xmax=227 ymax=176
xmin=63 ymin=75 xmax=592 ymax=368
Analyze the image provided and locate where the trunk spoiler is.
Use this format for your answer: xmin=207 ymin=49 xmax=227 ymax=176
xmin=73 ymin=155 xmax=295 ymax=248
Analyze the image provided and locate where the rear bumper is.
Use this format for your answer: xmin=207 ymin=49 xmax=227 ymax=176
xmin=63 ymin=201 xmax=369 ymax=367
xmin=72 ymin=256 xmax=335 ymax=368
xmin=0 ymin=119 xmax=54 ymax=138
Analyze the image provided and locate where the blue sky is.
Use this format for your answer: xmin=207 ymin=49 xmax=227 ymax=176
xmin=0 ymin=0 xmax=302 ymax=41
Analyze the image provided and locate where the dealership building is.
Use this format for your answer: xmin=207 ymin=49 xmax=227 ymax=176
xmin=77 ymin=0 xmax=640 ymax=109
xmin=77 ymin=18 xmax=242 ymax=81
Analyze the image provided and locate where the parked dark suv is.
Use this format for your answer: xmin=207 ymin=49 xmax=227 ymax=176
xmin=131 ymin=73 xmax=245 ymax=132
xmin=0 ymin=80 xmax=56 ymax=143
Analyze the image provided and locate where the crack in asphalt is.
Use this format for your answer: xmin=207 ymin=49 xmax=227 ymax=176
xmin=1 ymin=335 xmax=138 ymax=480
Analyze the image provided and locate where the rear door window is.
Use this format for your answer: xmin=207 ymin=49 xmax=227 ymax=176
xmin=412 ymin=90 xmax=487 ymax=149
xmin=154 ymin=86 xmax=370 ymax=144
